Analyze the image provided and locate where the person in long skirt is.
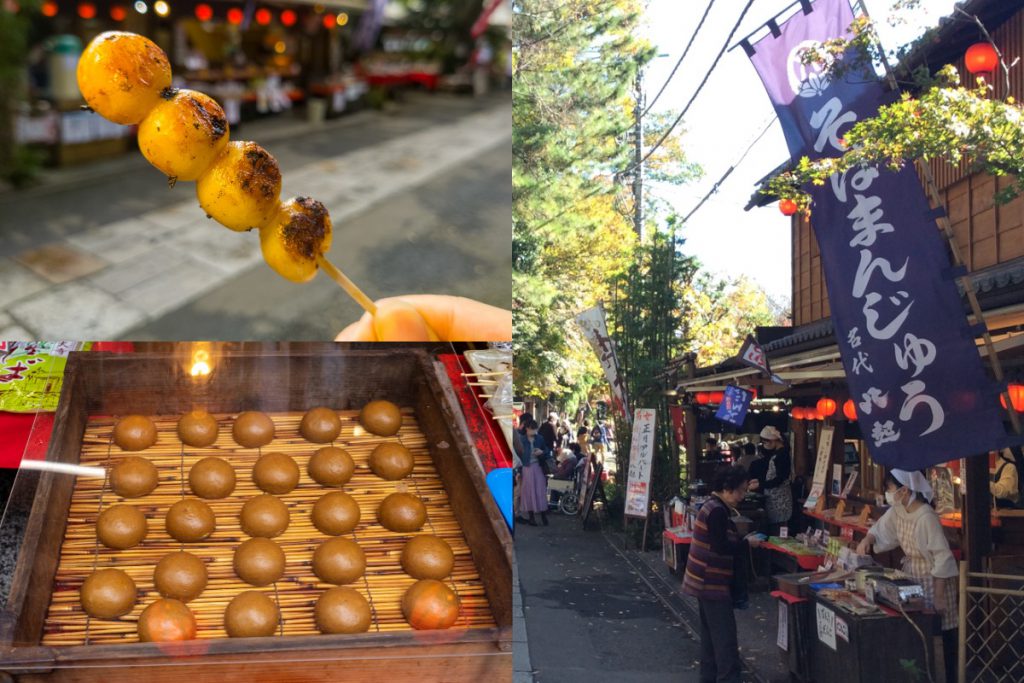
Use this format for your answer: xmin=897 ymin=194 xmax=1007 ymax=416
xmin=516 ymin=415 xmax=551 ymax=527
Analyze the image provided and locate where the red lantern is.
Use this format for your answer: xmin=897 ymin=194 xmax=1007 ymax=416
xmin=41 ymin=0 xmax=57 ymax=14
xmin=695 ymin=392 xmax=710 ymax=405
xmin=280 ymin=8 xmax=296 ymax=25
xmin=226 ymin=6 xmax=243 ymax=24
xmin=77 ymin=1 xmax=95 ymax=18
xmin=999 ymin=384 xmax=1024 ymax=412
xmin=816 ymin=397 xmax=837 ymax=417
xmin=779 ymin=198 xmax=798 ymax=216
xmin=322 ymin=12 xmax=335 ymax=28
xmin=842 ymin=399 xmax=857 ymax=421
xmin=255 ymin=7 xmax=271 ymax=24
xmin=710 ymin=391 xmax=725 ymax=404
xmin=965 ymin=42 xmax=999 ymax=75
xmin=194 ymin=2 xmax=212 ymax=20
xmin=791 ymin=407 xmax=804 ymax=420
xmin=110 ymin=3 xmax=125 ymax=19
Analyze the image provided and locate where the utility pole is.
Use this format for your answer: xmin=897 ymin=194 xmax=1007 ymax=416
xmin=633 ymin=67 xmax=645 ymax=241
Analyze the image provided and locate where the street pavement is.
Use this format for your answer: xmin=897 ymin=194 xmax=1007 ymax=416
xmin=0 ymin=92 xmax=510 ymax=340
xmin=516 ymin=513 xmax=705 ymax=683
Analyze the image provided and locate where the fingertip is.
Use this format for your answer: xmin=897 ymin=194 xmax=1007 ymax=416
xmin=336 ymin=314 xmax=375 ymax=341
xmin=372 ymin=301 xmax=435 ymax=341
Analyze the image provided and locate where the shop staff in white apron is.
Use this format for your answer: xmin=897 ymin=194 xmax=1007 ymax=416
xmin=856 ymin=469 xmax=958 ymax=683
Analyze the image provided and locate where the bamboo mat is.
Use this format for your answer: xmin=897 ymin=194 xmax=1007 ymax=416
xmin=41 ymin=410 xmax=497 ymax=645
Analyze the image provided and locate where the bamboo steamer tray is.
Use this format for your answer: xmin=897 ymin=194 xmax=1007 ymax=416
xmin=0 ymin=346 xmax=512 ymax=682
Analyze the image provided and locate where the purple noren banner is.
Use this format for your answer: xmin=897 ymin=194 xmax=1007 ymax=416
xmin=745 ymin=0 xmax=1011 ymax=470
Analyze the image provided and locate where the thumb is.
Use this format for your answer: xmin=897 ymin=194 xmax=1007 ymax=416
xmin=372 ymin=300 xmax=441 ymax=341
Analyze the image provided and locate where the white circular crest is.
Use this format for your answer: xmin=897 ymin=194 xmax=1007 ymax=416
xmin=787 ymin=39 xmax=833 ymax=98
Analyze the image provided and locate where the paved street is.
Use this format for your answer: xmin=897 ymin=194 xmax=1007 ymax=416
xmin=0 ymin=92 xmax=510 ymax=340
xmin=516 ymin=514 xmax=705 ymax=683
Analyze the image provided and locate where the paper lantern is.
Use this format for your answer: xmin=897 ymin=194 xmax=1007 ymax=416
xmin=226 ymin=6 xmax=243 ymax=23
xmin=843 ymin=399 xmax=857 ymax=421
xmin=109 ymin=3 xmax=126 ymax=19
xmin=255 ymin=7 xmax=271 ymax=24
xmin=791 ymin=407 xmax=804 ymax=420
xmin=710 ymin=391 xmax=725 ymax=404
xmin=41 ymin=0 xmax=57 ymax=16
xmin=779 ymin=199 xmax=798 ymax=216
xmin=965 ymin=42 xmax=999 ymax=75
xmin=999 ymin=384 xmax=1024 ymax=412
xmin=695 ymin=392 xmax=710 ymax=405
xmin=77 ymin=1 xmax=96 ymax=18
xmin=816 ymin=397 xmax=837 ymax=417
xmin=280 ymin=8 xmax=296 ymax=25
xmin=322 ymin=12 xmax=335 ymax=28
xmin=194 ymin=2 xmax=212 ymax=20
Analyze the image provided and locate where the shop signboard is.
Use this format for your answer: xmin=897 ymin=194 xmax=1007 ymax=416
xmin=744 ymin=0 xmax=1012 ymax=470
xmin=624 ymin=408 xmax=656 ymax=518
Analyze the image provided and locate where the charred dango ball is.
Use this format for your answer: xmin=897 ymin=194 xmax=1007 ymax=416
xmin=197 ymin=141 xmax=282 ymax=232
xmin=138 ymin=88 xmax=229 ymax=181
xmin=77 ymin=31 xmax=172 ymax=125
xmin=259 ymin=197 xmax=333 ymax=283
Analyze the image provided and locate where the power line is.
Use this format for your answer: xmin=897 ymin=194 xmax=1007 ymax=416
xmin=679 ymin=114 xmax=777 ymax=224
xmin=642 ymin=0 xmax=716 ymax=118
xmin=637 ymin=0 xmax=757 ymax=172
xmin=525 ymin=0 xmax=757 ymax=234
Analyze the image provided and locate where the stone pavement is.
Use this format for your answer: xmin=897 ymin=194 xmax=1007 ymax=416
xmin=0 ymin=93 xmax=510 ymax=340
xmin=516 ymin=513 xmax=705 ymax=683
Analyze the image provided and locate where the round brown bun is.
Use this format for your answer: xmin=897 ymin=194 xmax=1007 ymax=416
xmin=177 ymin=410 xmax=219 ymax=447
xmin=307 ymin=446 xmax=354 ymax=487
xmin=165 ymin=498 xmax=216 ymax=542
xmin=188 ymin=456 xmax=236 ymax=499
xmin=359 ymin=400 xmax=402 ymax=437
xmin=234 ymin=537 xmax=286 ymax=586
xmin=153 ymin=551 xmax=208 ymax=602
xmin=113 ymin=415 xmax=157 ymax=451
xmin=377 ymin=492 xmax=427 ymax=533
xmin=312 ymin=537 xmax=366 ymax=585
xmin=401 ymin=579 xmax=460 ymax=630
xmin=80 ymin=568 xmax=137 ymax=618
xmin=240 ymin=494 xmax=290 ymax=538
xmin=299 ymin=407 xmax=341 ymax=443
xmin=400 ymin=535 xmax=455 ymax=580
xmin=311 ymin=491 xmax=361 ymax=536
xmin=314 ymin=587 xmax=372 ymax=634
xmin=252 ymin=452 xmax=299 ymax=495
xmin=97 ymin=504 xmax=148 ymax=549
xmin=224 ymin=590 xmax=280 ymax=638
xmin=232 ymin=411 xmax=275 ymax=448
xmin=368 ymin=442 xmax=414 ymax=481
xmin=138 ymin=598 xmax=197 ymax=642
xmin=110 ymin=456 xmax=159 ymax=498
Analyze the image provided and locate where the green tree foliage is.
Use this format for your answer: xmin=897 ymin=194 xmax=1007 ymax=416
xmin=609 ymin=228 xmax=698 ymax=505
xmin=761 ymin=5 xmax=1024 ymax=211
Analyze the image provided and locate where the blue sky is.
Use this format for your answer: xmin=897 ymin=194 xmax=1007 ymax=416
xmin=642 ymin=0 xmax=958 ymax=304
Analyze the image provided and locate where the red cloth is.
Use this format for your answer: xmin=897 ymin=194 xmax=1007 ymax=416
xmin=439 ymin=354 xmax=511 ymax=473
xmin=770 ymin=590 xmax=808 ymax=605
xmin=762 ymin=541 xmax=823 ymax=571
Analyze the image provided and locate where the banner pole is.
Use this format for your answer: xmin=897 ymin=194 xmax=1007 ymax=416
xmin=855 ymin=0 xmax=1022 ymax=435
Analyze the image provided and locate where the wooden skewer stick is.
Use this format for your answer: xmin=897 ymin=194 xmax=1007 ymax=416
xmin=462 ymin=371 xmax=510 ymax=377
xmin=316 ymin=255 xmax=377 ymax=316
xmin=20 ymin=461 xmax=106 ymax=478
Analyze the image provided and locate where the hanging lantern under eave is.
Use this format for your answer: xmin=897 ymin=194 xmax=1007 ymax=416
xmin=816 ymin=397 xmax=837 ymax=417
xmin=843 ymin=399 xmax=857 ymax=421
xmin=695 ymin=392 xmax=710 ymax=405
xmin=999 ymin=383 xmax=1024 ymax=412
xmin=791 ymin=406 xmax=804 ymax=420
xmin=710 ymin=391 xmax=725 ymax=404
xmin=965 ymin=42 xmax=999 ymax=75
xmin=226 ymin=6 xmax=243 ymax=23
xmin=779 ymin=198 xmax=798 ymax=216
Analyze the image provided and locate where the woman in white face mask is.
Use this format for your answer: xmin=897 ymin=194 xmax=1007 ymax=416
xmin=855 ymin=469 xmax=958 ymax=683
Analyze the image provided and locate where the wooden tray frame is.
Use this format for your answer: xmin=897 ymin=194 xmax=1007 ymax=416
xmin=0 ymin=347 xmax=512 ymax=682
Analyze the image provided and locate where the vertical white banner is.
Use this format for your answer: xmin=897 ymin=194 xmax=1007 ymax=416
xmin=624 ymin=408 xmax=656 ymax=518
xmin=575 ymin=305 xmax=629 ymax=420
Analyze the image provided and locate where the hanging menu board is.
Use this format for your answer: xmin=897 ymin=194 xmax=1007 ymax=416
xmin=804 ymin=425 xmax=834 ymax=509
